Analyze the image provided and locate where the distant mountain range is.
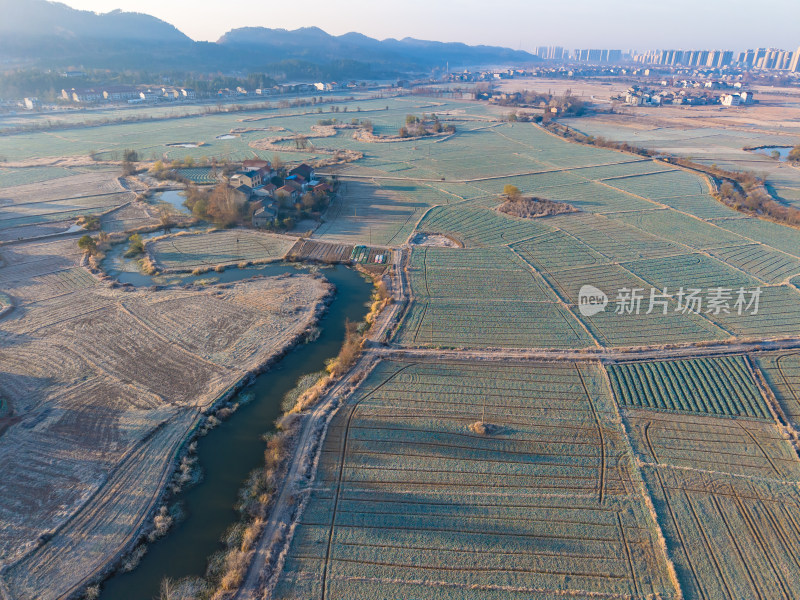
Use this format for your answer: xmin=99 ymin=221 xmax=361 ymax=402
xmin=0 ymin=0 xmax=537 ymax=76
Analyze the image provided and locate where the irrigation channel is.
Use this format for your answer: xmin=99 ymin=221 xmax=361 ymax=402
xmin=98 ymin=235 xmax=373 ymax=600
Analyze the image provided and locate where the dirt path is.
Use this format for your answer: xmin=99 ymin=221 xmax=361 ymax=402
xmin=374 ymin=337 xmax=800 ymax=363
xmin=317 ymin=157 xmax=651 ymax=184
xmin=233 ymin=353 xmax=379 ymax=600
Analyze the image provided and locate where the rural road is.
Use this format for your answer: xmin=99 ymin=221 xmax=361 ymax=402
xmin=233 ymin=352 xmax=378 ymax=600
xmin=371 ymin=336 xmax=800 ymax=363
xmin=317 ymin=157 xmax=652 ymax=184
xmin=234 ymin=251 xmax=406 ymax=599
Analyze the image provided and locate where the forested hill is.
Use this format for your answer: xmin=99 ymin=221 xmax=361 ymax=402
xmin=0 ymin=0 xmax=537 ymax=74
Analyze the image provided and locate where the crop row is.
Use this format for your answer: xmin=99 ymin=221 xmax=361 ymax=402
xmin=409 ymin=247 xmax=557 ymax=302
xmin=756 ymin=352 xmax=800 ymax=427
xmin=622 ymin=252 xmax=762 ymax=292
xmin=608 ymin=169 xmax=708 ymax=199
xmin=643 ymin=467 xmax=800 ymax=600
xmin=274 ymin=359 xmax=676 ymax=599
xmin=416 ymin=204 xmax=552 ymax=247
xmin=175 ymin=166 xmax=217 ymax=184
xmin=708 ymin=243 xmax=800 ymax=284
xmin=148 ymin=230 xmax=295 ymax=270
xmin=395 ymin=300 xmax=594 ymax=349
xmin=656 ymin=194 xmax=740 ymax=219
xmin=607 ymin=356 xmax=770 ymax=419
xmin=0 ymin=166 xmax=77 ymax=189
xmin=625 ymin=409 xmax=800 ymax=480
xmin=615 ymin=209 xmax=748 ymax=250
xmin=546 ymin=212 xmax=684 ymax=262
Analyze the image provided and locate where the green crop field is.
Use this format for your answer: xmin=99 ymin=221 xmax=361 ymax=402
xmin=175 ymin=166 xmax=217 ymax=184
xmin=756 ymin=352 xmax=800 ymax=427
xmin=708 ymin=244 xmax=800 ymax=285
xmin=147 ymin=229 xmax=296 ymax=271
xmin=607 ymin=356 xmax=770 ymax=419
xmin=273 ymin=359 xmax=678 ymax=600
xmin=395 ymin=246 xmax=594 ymax=349
xmin=622 ymin=253 xmax=800 ymax=339
xmin=654 ymin=194 xmax=742 ymax=219
xmin=607 ymin=169 xmax=710 ymax=199
xmin=415 ymin=202 xmax=552 ymax=247
xmin=707 ymin=216 xmax=800 ymax=257
xmin=0 ymin=167 xmax=78 ymax=189
xmin=614 ymin=209 xmax=749 ymax=250
xmin=643 ymin=466 xmax=800 ymax=600
xmin=624 ymin=409 xmax=800 ymax=480
xmin=541 ymin=212 xmax=685 ymax=261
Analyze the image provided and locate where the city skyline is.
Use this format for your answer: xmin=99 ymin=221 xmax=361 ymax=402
xmin=57 ymin=0 xmax=800 ymax=52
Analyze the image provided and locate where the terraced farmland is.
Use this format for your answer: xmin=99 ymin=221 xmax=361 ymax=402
xmin=273 ymin=359 xmax=678 ymax=600
xmin=607 ymin=356 xmax=770 ymax=419
xmin=147 ymin=229 xmax=296 ymax=271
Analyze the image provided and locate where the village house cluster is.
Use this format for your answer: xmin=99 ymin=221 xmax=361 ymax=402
xmin=54 ymin=81 xmax=360 ymax=106
xmin=225 ymin=160 xmax=330 ymax=228
xmin=621 ymin=84 xmax=755 ymax=107
xmin=61 ymin=86 xmax=196 ymax=104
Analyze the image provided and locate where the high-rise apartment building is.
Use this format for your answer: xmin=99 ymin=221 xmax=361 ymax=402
xmin=790 ymin=46 xmax=800 ymax=72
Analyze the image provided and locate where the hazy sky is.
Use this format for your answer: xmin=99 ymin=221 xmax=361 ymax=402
xmin=60 ymin=0 xmax=799 ymax=51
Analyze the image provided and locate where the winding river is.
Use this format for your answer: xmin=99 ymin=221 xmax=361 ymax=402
xmin=98 ymin=244 xmax=373 ymax=599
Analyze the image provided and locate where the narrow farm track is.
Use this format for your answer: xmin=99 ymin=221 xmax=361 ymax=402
xmin=318 ymin=157 xmax=652 ymax=184
xmin=576 ymin=364 xmax=606 ymax=504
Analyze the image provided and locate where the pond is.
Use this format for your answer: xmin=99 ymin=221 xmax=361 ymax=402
xmin=98 ymin=256 xmax=373 ymax=600
xmin=749 ymin=146 xmax=793 ymax=161
xmin=154 ymin=190 xmax=191 ymax=215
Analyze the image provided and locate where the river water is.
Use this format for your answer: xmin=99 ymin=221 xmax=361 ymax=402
xmin=98 ymin=246 xmax=372 ymax=600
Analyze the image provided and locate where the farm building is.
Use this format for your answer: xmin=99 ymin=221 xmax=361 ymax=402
xmin=252 ymin=202 xmax=278 ymax=227
xmin=276 ymin=185 xmax=300 ymax=202
xmin=230 ymin=168 xmax=264 ymax=188
xmin=289 ymin=163 xmax=315 ymax=181
xmin=233 ymin=184 xmax=254 ymax=201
